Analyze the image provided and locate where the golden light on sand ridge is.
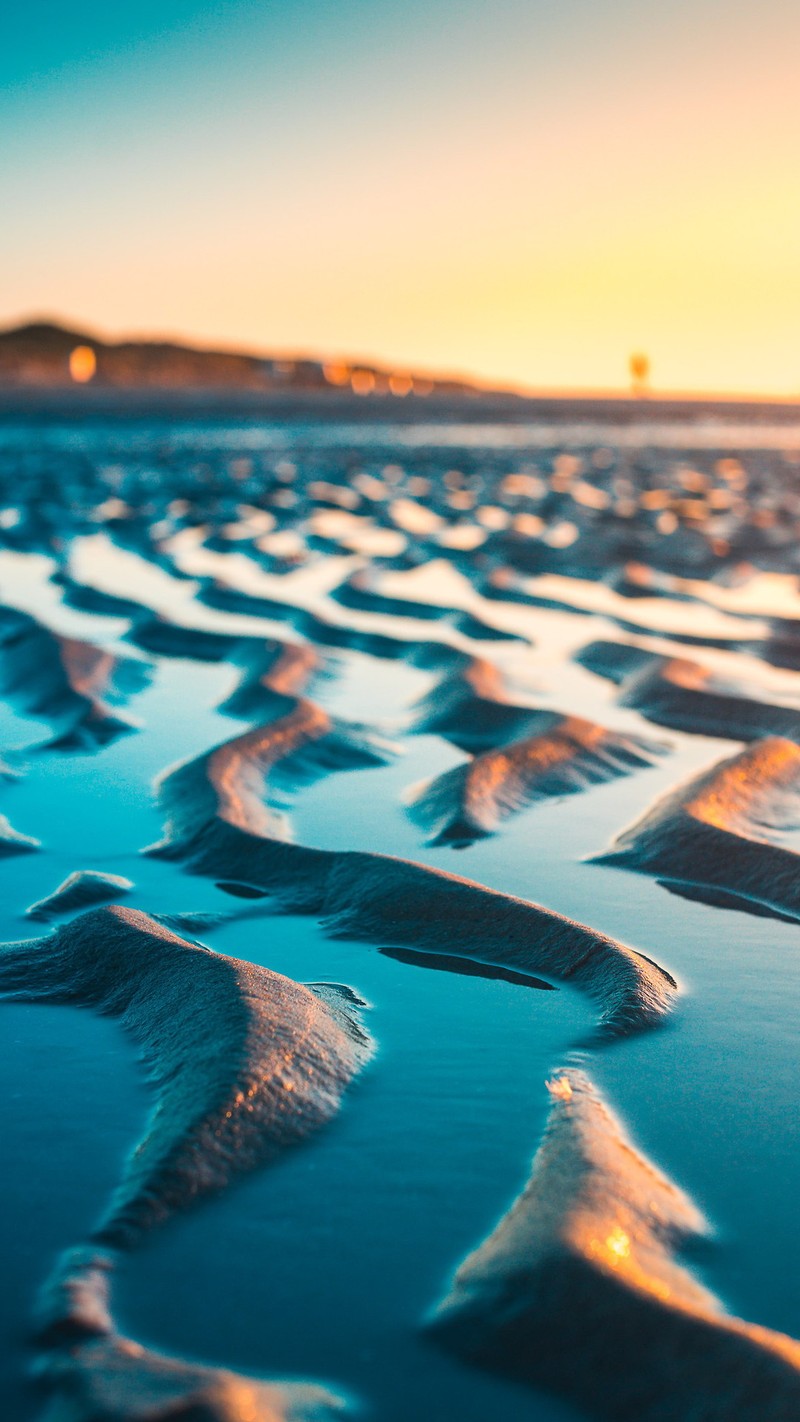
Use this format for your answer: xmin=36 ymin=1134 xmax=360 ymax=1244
xmin=546 ymin=1076 xmax=573 ymax=1101
xmin=605 ymin=1227 xmax=632 ymax=1261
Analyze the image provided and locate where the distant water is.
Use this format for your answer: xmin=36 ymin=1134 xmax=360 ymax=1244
xmin=4 ymin=413 xmax=800 ymax=450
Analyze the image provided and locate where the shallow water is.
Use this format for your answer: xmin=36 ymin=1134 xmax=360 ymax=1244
xmin=0 ymin=414 xmax=798 ymax=1419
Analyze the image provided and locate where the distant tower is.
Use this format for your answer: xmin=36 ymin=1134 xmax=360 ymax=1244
xmin=629 ymin=352 xmax=650 ymax=397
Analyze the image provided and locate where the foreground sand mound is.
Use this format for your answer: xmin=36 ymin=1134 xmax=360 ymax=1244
xmin=34 ymin=1248 xmax=347 ymax=1422
xmin=320 ymin=855 xmax=676 ymax=1034
xmin=595 ymin=737 xmax=800 ymax=920
xmin=0 ymin=605 xmax=149 ymax=749
xmin=0 ymin=906 xmax=372 ymax=1245
xmin=37 ymin=1338 xmax=345 ymax=1422
xmin=149 ymin=745 xmax=676 ymax=1035
xmin=430 ymin=1070 xmax=800 ymax=1420
xmin=577 ymin=639 xmax=800 ymax=742
xmin=406 ymin=714 xmax=667 ymax=846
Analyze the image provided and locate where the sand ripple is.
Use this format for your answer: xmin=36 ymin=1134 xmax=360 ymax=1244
xmin=0 ymin=906 xmax=372 ymax=1244
xmin=430 ymin=1070 xmax=800 ymax=1420
xmin=150 ymin=756 xmax=676 ymax=1034
xmin=0 ymin=605 xmax=149 ymax=749
xmin=595 ymin=737 xmax=800 ymax=920
xmin=152 ymin=699 xmax=398 ymax=848
xmin=578 ymin=639 xmax=800 ymax=742
xmin=406 ymin=714 xmax=667 ymax=846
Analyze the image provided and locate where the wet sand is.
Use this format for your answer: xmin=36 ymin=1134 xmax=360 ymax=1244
xmin=0 ymin=404 xmax=799 ymax=1420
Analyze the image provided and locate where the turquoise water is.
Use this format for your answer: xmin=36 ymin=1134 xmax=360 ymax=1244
xmin=0 ymin=653 xmax=590 ymax=1420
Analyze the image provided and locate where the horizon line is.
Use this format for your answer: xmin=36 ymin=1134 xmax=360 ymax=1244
xmin=3 ymin=311 xmax=800 ymax=405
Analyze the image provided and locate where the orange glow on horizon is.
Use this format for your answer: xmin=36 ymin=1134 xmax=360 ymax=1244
xmin=323 ymin=362 xmax=351 ymax=386
xmin=69 ymin=345 xmax=97 ymax=383
xmin=350 ymin=369 xmax=376 ymax=395
xmin=6 ymin=1 xmax=800 ymax=397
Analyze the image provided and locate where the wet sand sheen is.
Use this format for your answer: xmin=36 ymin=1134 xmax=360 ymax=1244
xmin=0 ymin=907 xmax=372 ymax=1247
xmin=1 ymin=413 xmax=800 ymax=1420
xmin=430 ymin=1071 xmax=800 ymax=1420
xmin=595 ymin=737 xmax=800 ymax=921
xmin=0 ymin=905 xmax=372 ymax=1417
xmin=405 ymin=713 xmax=667 ymax=846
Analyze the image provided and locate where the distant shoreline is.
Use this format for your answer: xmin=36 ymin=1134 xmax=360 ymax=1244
xmin=1 ymin=386 xmax=800 ymax=426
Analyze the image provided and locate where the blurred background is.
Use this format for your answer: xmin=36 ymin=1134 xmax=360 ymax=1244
xmin=2 ymin=0 xmax=800 ymax=394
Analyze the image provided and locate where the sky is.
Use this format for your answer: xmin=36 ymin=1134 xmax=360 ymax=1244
xmin=2 ymin=0 xmax=800 ymax=394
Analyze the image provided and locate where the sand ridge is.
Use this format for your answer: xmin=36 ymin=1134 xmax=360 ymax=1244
xmin=430 ymin=1070 xmax=800 ymax=1419
xmin=406 ymin=712 xmax=667 ymax=846
xmin=596 ymin=736 xmax=800 ymax=920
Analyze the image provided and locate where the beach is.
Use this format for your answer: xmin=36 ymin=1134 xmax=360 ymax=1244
xmin=0 ymin=401 xmax=799 ymax=1420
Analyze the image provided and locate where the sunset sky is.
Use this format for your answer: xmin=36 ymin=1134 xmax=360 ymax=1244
xmin=2 ymin=0 xmax=800 ymax=394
